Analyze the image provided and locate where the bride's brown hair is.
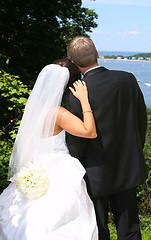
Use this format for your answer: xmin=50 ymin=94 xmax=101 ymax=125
xmin=53 ymin=58 xmax=81 ymax=88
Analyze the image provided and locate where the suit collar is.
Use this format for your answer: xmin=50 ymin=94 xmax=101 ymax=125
xmin=84 ymin=65 xmax=100 ymax=76
xmin=83 ymin=66 xmax=108 ymax=78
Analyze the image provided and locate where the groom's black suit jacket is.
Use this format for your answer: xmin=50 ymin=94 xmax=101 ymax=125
xmin=63 ymin=67 xmax=148 ymax=198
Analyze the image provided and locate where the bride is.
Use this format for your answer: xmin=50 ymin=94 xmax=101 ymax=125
xmin=0 ymin=63 xmax=98 ymax=239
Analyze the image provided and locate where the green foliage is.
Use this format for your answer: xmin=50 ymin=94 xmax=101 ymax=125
xmin=101 ymin=53 xmax=151 ymax=61
xmin=109 ymin=222 xmax=151 ymax=240
xmin=0 ymin=70 xmax=30 ymax=192
xmin=129 ymin=53 xmax=151 ymax=59
xmin=0 ymin=140 xmax=12 ymax=192
xmin=141 ymin=226 xmax=151 ymax=240
xmin=108 ymin=222 xmax=117 ymax=240
xmin=104 ymin=55 xmax=117 ymax=59
xmin=0 ymin=0 xmax=98 ymax=85
xmin=0 ymin=70 xmax=30 ymax=140
xmin=137 ymin=108 xmax=151 ymax=228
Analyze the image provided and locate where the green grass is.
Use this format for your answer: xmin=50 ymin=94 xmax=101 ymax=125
xmin=109 ymin=222 xmax=151 ymax=240
xmin=141 ymin=228 xmax=151 ymax=240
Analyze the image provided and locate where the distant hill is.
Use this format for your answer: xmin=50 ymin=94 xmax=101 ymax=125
xmin=99 ymin=52 xmax=151 ymax=61
xmin=129 ymin=52 xmax=151 ymax=58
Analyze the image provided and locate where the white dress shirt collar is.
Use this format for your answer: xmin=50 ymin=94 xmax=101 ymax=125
xmin=84 ymin=65 xmax=100 ymax=76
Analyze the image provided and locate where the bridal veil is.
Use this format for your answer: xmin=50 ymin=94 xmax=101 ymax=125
xmin=8 ymin=64 xmax=69 ymax=179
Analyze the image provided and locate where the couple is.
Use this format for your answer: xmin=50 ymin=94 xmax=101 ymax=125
xmin=0 ymin=36 xmax=147 ymax=240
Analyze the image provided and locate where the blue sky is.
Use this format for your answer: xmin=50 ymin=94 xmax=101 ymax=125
xmin=82 ymin=0 xmax=151 ymax=53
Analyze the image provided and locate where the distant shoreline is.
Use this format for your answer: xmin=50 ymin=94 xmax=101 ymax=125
xmin=98 ymin=57 xmax=151 ymax=63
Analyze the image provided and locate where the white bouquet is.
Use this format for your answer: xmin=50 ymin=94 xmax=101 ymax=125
xmin=11 ymin=163 xmax=50 ymax=200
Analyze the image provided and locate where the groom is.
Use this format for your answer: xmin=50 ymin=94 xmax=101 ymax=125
xmin=63 ymin=36 xmax=147 ymax=240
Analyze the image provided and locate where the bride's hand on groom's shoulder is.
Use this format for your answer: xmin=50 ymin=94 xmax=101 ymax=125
xmin=69 ymin=80 xmax=88 ymax=102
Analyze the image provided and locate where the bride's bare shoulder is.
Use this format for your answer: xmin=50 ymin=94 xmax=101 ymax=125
xmin=58 ymin=106 xmax=68 ymax=116
xmin=59 ymin=106 xmax=67 ymax=112
xmin=57 ymin=106 xmax=69 ymax=120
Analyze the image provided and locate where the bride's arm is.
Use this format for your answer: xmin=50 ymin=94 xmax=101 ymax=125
xmin=56 ymin=80 xmax=97 ymax=139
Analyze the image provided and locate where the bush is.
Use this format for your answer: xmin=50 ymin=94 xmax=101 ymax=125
xmin=137 ymin=108 xmax=151 ymax=230
xmin=0 ymin=70 xmax=30 ymax=192
xmin=0 ymin=70 xmax=30 ymax=140
xmin=0 ymin=140 xmax=12 ymax=192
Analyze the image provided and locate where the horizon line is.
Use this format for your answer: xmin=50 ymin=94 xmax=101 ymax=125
xmin=98 ymin=50 xmax=150 ymax=53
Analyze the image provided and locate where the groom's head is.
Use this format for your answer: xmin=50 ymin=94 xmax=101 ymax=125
xmin=67 ymin=36 xmax=98 ymax=68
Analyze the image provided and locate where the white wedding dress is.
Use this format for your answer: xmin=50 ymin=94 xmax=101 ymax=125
xmin=0 ymin=130 xmax=98 ymax=240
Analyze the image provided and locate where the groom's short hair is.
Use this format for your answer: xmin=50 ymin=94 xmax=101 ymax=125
xmin=67 ymin=36 xmax=98 ymax=68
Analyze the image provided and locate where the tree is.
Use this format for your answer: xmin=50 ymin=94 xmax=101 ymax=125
xmin=0 ymin=0 xmax=97 ymax=86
